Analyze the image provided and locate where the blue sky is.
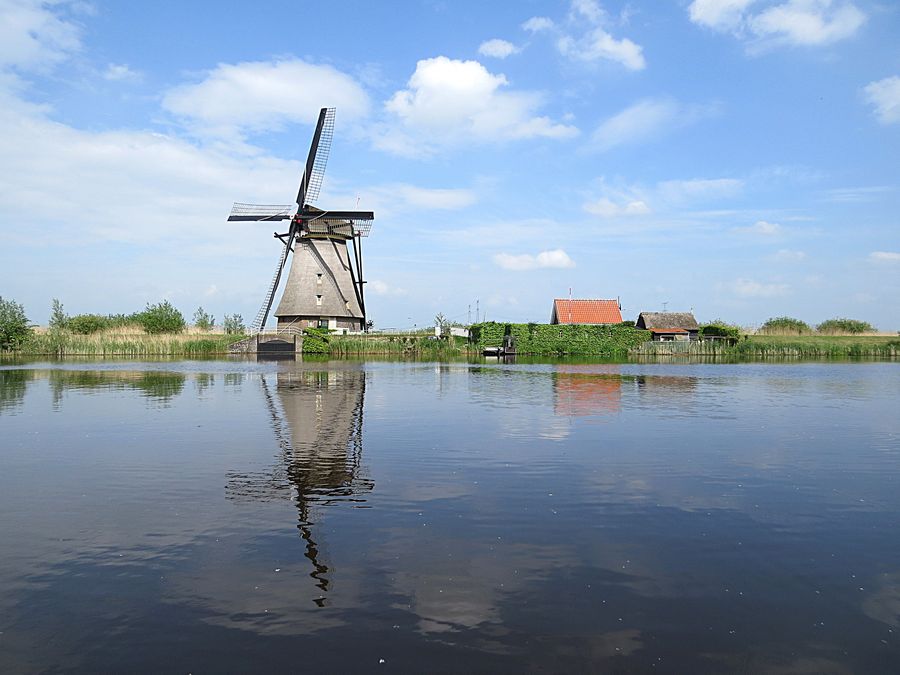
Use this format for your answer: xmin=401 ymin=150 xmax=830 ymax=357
xmin=0 ymin=0 xmax=898 ymax=330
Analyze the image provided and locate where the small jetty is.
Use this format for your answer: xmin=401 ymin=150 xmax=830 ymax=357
xmin=483 ymin=335 xmax=517 ymax=357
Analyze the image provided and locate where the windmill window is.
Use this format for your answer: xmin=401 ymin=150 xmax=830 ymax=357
xmin=316 ymin=294 xmax=323 ymax=306
xmin=345 ymin=301 xmax=350 ymax=310
xmin=316 ymin=273 xmax=323 ymax=285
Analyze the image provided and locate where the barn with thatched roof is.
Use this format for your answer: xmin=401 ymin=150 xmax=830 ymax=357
xmin=636 ymin=312 xmax=700 ymax=341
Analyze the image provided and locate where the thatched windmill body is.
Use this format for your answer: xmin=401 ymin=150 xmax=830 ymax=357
xmin=228 ymin=108 xmax=374 ymax=333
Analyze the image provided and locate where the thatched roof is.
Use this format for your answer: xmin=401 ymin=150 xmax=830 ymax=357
xmin=636 ymin=312 xmax=699 ymax=330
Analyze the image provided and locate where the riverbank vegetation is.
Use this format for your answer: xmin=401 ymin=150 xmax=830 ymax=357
xmin=470 ymin=322 xmax=650 ymax=355
xmin=732 ymin=334 xmax=899 ymax=358
xmin=314 ymin=330 xmax=466 ymax=357
xmin=16 ymin=326 xmax=245 ymax=357
xmin=3 ymin=298 xmax=247 ymax=356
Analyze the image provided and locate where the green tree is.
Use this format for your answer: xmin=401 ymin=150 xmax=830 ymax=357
xmin=49 ymin=298 xmax=68 ymax=330
xmin=68 ymin=314 xmax=109 ymax=334
xmin=434 ymin=312 xmax=448 ymax=336
xmin=193 ymin=306 xmax=215 ymax=331
xmin=0 ymin=297 xmax=33 ymax=349
xmin=816 ymin=318 xmax=875 ymax=335
xmin=759 ymin=316 xmax=811 ymax=335
xmin=700 ymin=319 xmax=742 ymax=339
xmin=223 ymin=313 xmax=245 ymax=335
xmin=138 ymin=301 xmax=185 ymax=334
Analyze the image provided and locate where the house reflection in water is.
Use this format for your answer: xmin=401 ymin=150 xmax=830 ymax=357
xmin=552 ymin=366 xmax=622 ymax=417
xmin=225 ymin=366 xmax=372 ymax=606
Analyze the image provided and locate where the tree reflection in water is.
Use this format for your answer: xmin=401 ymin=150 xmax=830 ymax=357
xmin=225 ymin=367 xmax=372 ymax=606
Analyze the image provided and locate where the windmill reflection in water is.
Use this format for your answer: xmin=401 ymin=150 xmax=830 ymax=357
xmin=225 ymin=367 xmax=373 ymax=606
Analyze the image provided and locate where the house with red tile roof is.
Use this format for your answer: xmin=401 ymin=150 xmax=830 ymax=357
xmin=550 ymin=299 xmax=623 ymax=325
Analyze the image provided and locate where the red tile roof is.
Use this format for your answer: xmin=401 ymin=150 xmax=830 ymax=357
xmin=553 ymin=299 xmax=622 ymax=324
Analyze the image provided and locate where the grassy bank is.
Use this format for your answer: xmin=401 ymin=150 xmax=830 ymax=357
xmin=322 ymin=334 xmax=467 ymax=357
xmin=13 ymin=327 xmax=245 ymax=357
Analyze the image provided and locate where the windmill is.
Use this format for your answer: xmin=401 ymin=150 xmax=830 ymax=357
xmin=228 ymin=108 xmax=374 ymax=333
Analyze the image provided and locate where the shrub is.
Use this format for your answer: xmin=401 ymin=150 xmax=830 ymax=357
xmin=105 ymin=312 xmax=142 ymax=329
xmin=68 ymin=314 xmax=109 ymax=334
xmin=223 ymin=314 xmax=245 ymax=335
xmin=137 ymin=301 xmax=185 ymax=334
xmin=302 ymin=327 xmax=330 ymax=353
xmin=0 ymin=296 xmax=32 ymax=349
xmin=700 ymin=319 xmax=742 ymax=339
xmin=759 ymin=316 xmax=812 ymax=335
xmin=816 ymin=318 xmax=875 ymax=335
xmin=193 ymin=306 xmax=215 ymax=331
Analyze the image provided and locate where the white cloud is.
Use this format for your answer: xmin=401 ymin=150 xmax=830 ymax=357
xmin=771 ymin=248 xmax=806 ymax=261
xmin=591 ymin=98 xmax=714 ymax=151
xmin=162 ymin=58 xmax=370 ymax=139
xmin=522 ymin=17 xmax=554 ymax=33
xmin=570 ymin=0 xmax=606 ymax=24
xmin=377 ymin=184 xmax=477 ymax=211
xmin=377 ymin=56 xmax=577 ymax=156
xmin=870 ymin=251 xmax=900 ymax=263
xmin=735 ymin=220 xmax=783 ymax=235
xmin=369 ymin=280 xmax=408 ymax=296
xmin=557 ymin=27 xmax=645 ymax=70
xmin=493 ymin=249 xmax=576 ymax=271
xmin=688 ymin=0 xmax=866 ymax=48
xmin=732 ymin=278 xmax=789 ymax=296
xmin=863 ymin=76 xmax=900 ymax=125
xmin=583 ymin=175 xmax=743 ymax=221
xmin=689 ymin=0 xmax=756 ymax=31
xmin=0 ymin=0 xmax=82 ymax=72
xmin=530 ymin=1 xmax=645 ymax=70
xmin=0 ymin=86 xmax=299 ymax=250
xmin=478 ymin=39 xmax=520 ymax=59
xmin=750 ymin=0 xmax=865 ymax=46
xmin=103 ymin=63 xmax=140 ymax=82
xmin=584 ymin=197 xmax=650 ymax=218
xmin=657 ymin=178 xmax=744 ymax=203
xmin=826 ymin=185 xmax=893 ymax=202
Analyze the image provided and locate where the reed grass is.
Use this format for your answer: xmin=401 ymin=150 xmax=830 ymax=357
xmin=327 ymin=335 xmax=466 ymax=357
xmin=730 ymin=335 xmax=899 ymax=358
xmin=18 ymin=326 xmax=244 ymax=356
xmin=630 ymin=335 xmax=899 ymax=359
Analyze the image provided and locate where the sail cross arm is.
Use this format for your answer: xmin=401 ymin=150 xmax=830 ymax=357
xmin=299 ymin=210 xmax=374 ymax=220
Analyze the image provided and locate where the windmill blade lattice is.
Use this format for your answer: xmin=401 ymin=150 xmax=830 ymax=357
xmin=251 ymin=235 xmax=293 ymax=332
xmin=228 ymin=203 xmax=294 ymax=222
xmin=297 ymin=108 xmax=334 ymax=208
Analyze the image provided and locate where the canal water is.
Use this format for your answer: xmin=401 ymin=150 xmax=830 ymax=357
xmin=1 ymin=359 xmax=898 ymax=672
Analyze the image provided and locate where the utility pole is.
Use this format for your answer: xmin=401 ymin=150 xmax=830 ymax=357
xmin=476 ymin=299 xmax=480 ymax=324
xmin=468 ymin=304 xmax=471 ymax=325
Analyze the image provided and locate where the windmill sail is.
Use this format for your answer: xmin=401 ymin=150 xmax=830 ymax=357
xmin=227 ymin=203 xmax=294 ymax=222
xmin=297 ymin=108 xmax=335 ymax=207
xmin=251 ymin=232 xmax=293 ymax=332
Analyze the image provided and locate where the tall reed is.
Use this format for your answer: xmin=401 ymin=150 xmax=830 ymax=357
xmin=18 ymin=326 xmax=243 ymax=356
